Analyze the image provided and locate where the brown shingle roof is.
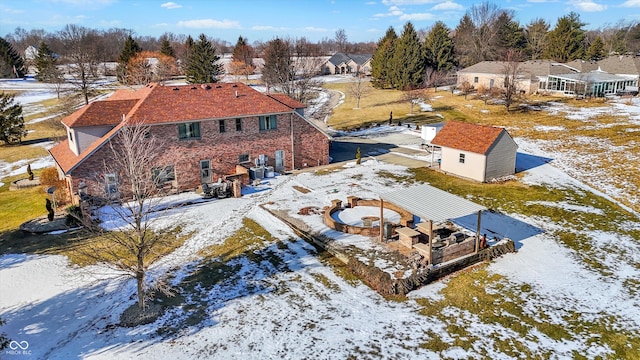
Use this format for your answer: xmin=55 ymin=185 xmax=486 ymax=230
xmin=431 ymin=121 xmax=505 ymax=154
xmin=52 ymin=82 xmax=310 ymax=174
xmin=61 ymin=99 xmax=138 ymax=127
xmin=268 ymin=93 xmax=307 ymax=109
xmin=128 ymin=83 xmax=293 ymax=124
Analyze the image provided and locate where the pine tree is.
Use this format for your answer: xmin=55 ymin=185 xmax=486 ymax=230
xmin=370 ymin=26 xmax=397 ymax=89
xmin=586 ymin=36 xmax=606 ymax=61
xmin=185 ymin=34 xmax=223 ymax=84
xmin=117 ymin=35 xmax=142 ymax=83
xmin=159 ymin=37 xmax=175 ymax=58
xmin=544 ymin=12 xmax=586 ymax=62
xmin=0 ymin=36 xmax=25 ymax=78
xmin=423 ymin=21 xmax=455 ymax=72
xmin=392 ymin=22 xmax=424 ymax=90
xmin=0 ymin=92 xmax=27 ymax=144
xmin=35 ymin=41 xmax=58 ymax=82
xmin=497 ymin=15 xmax=527 ymax=59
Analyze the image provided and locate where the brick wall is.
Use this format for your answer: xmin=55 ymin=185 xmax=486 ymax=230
xmin=68 ymin=111 xmax=330 ymax=200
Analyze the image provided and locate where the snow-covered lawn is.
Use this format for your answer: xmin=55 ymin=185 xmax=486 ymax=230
xmin=1 ymin=81 xmax=640 ymax=358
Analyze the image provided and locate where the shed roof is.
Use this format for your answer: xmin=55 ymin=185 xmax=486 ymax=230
xmin=381 ymin=183 xmax=486 ymax=223
xmin=430 ymin=121 xmax=505 ymax=155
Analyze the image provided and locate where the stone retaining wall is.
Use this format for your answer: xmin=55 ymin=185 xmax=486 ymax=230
xmin=267 ymin=206 xmax=517 ymax=296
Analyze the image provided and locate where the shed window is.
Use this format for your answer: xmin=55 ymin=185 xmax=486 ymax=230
xmin=459 ymin=153 xmax=465 ymax=164
xmin=238 ymin=154 xmax=250 ymax=163
xmin=473 ymin=77 xmax=479 ymax=83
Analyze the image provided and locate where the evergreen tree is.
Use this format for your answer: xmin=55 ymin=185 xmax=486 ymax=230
xmin=35 ymin=41 xmax=58 ymax=82
xmin=0 ymin=92 xmax=27 ymax=144
xmin=185 ymin=34 xmax=223 ymax=84
xmin=159 ymin=36 xmax=175 ymax=58
xmin=118 ymin=35 xmax=142 ymax=64
xmin=586 ymin=36 xmax=606 ymax=61
xmin=117 ymin=35 xmax=142 ymax=83
xmin=423 ymin=21 xmax=455 ymax=72
xmin=0 ymin=36 xmax=25 ymax=78
xmin=544 ymin=12 xmax=586 ymax=62
xmin=497 ymin=15 xmax=527 ymax=58
xmin=370 ymin=26 xmax=397 ymax=89
xmin=392 ymin=22 xmax=424 ymax=90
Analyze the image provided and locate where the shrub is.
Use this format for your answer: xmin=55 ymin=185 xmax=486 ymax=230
xmin=40 ymin=167 xmax=70 ymax=205
xmin=40 ymin=167 xmax=60 ymax=187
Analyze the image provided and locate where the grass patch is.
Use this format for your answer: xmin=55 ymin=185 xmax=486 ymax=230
xmin=324 ymin=83 xmax=640 ymax=211
xmin=0 ymin=171 xmax=50 ymax=233
xmin=415 ymin=267 xmax=640 ymax=358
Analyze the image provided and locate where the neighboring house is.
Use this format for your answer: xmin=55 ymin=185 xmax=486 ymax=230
xmin=49 ymin=82 xmax=331 ymax=204
xmin=431 ymin=121 xmax=518 ymax=182
xmin=456 ymin=56 xmax=640 ymax=97
xmin=322 ymin=53 xmax=372 ymax=75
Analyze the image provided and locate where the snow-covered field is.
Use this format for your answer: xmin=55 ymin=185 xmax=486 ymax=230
xmin=1 ymin=80 xmax=640 ymax=358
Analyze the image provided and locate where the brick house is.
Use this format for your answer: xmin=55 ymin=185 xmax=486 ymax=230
xmin=431 ymin=121 xmax=517 ymax=182
xmin=49 ymin=82 xmax=331 ymax=204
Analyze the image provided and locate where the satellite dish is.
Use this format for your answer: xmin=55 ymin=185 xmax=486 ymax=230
xmin=46 ymin=186 xmax=56 ymax=194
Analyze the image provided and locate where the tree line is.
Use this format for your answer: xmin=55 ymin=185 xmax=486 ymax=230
xmin=372 ymin=2 xmax=640 ymax=91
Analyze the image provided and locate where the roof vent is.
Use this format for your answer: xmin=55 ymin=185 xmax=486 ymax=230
xmin=232 ymin=84 xmax=238 ymax=87
xmin=215 ymin=85 xmax=222 ymax=88
xmin=235 ymin=90 xmax=238 ymax=98
xmin=172 ymin=87 xmax=179 ymax=91
xmin=191 ymin=86 xmax=197 ymax=90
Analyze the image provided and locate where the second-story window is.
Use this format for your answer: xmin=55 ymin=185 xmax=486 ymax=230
xmin=235 ymin=118 xmax=242 ymax=131
xmin=219 ymin=119 xmax=226 ymax=133
xmin=178 ymin=122 xmax=201 ymax=139
xmin=259 ymin=115 xmax=277 ymax=131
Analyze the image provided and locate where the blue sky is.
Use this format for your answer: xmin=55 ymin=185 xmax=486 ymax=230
xmin=1 ymin=0 xmax=639 ymax=44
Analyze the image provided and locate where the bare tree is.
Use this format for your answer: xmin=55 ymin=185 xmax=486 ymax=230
xmin=77 ymin=121 xmax=181 ymax=310
xmin=348 ymin=72 xmax=369 ymax=109
xmin=401 ymin=86 xmax=428 ymax=115
xmin=262 ymin=37 xmax=323 ymax=103
xmin=501 ymin=50 xmax=525 ymax=111
xmin=335 ymin=28 xmax=348 ymax=53
xmin=459 ymin=80 xmax=474 ymax=99
xmin=58 ymin=25 xmax=101 ymax=105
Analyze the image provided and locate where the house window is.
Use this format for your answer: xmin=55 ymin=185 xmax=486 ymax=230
xmin=219 ymin=119 xmax=226 ymax=133
xmin=151 ymin=165 xmax=176 ymax=184
xmin=259 ymin=115 xmax=277 ymax=131
xmin=238 ymin=154 xmax=250 ymax=163
xmin=473 ymin=77 xmax=479 ymax=83
xmin=235 ymin=118 xmax=242 ymax=131
xmin=68 ymin=130 xmax=73 ymax=142
xmin=178 ymin=122 xmax=201 ymax=139
xmin=459 ymin=153 xmax=465 ymax=164
xmin=105 ymin=173 xmax=118 ymax=194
